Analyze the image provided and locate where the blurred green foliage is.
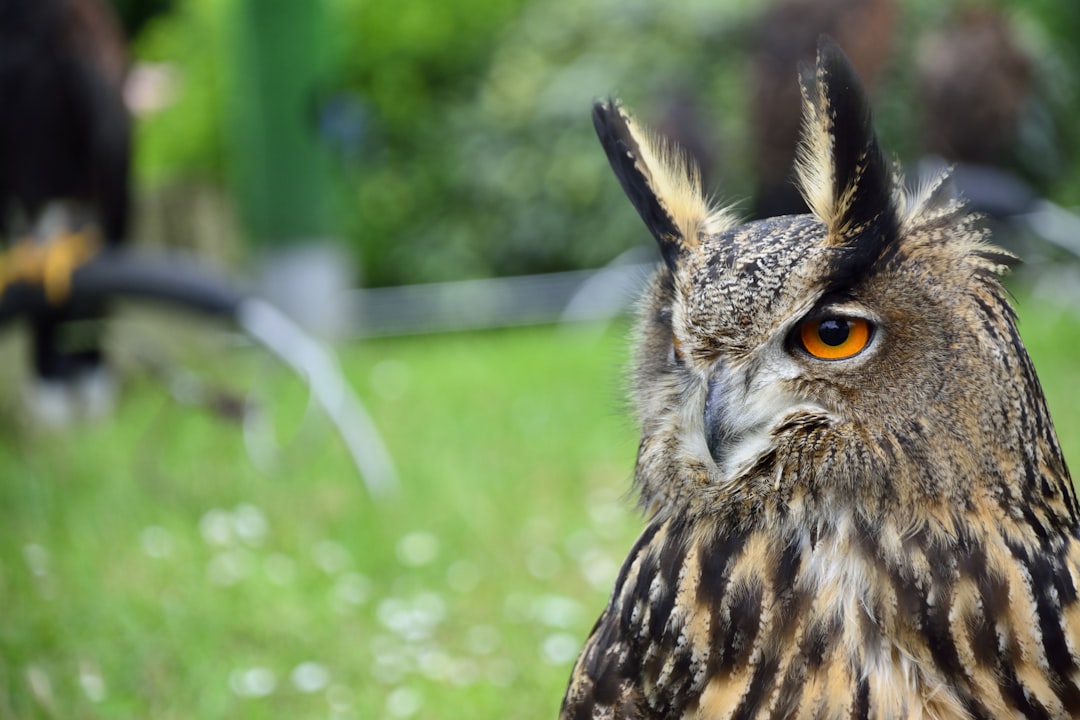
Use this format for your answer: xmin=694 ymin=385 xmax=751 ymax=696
xmin=131 ymin=0 xmax=230 ymax=185
xmin=130 ymin=0 xmax=1080 ymax=286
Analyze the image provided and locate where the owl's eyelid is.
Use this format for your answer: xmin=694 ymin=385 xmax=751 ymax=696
xmin=802 ymin=297 xmax=878 ymax=324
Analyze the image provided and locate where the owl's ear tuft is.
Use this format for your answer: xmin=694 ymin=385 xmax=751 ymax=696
xmin=593 ymin=100 xmax=733 ymax=270
xmin=795 ymin=37 xmax=896 ymax=256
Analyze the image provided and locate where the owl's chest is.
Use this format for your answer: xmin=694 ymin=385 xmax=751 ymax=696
xmin=618 ymin=517 xmax=974 ymax=718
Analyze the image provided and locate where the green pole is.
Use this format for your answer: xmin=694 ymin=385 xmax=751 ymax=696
xmin=228 ymin=0 xmax=332 ymax=248
xmin=227 ymin=0 xmax=356 ymax=339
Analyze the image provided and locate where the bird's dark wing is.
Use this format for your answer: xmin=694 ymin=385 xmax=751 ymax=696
xmin=0 ymin=0 xmax=130 ymax=242
xmin=560 ymin=517 xmax=776 ymax=719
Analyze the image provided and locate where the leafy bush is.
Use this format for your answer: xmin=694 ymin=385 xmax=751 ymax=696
xmin=132 ymin=0 xmax=1080 ymax=286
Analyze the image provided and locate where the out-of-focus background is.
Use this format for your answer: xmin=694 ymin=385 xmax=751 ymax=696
xmin=1 ymin=0 xmax=1079 ymax=717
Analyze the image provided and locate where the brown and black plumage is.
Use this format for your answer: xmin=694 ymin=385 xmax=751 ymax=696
xmin=562 ymin=39 xmax=1080 ymax=719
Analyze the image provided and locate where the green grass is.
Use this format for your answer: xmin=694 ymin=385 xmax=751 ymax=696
xmin=0 ymin=293 xmax=1078 ymax=719
xmin=0 ymin=320 xmax=642 ymax=719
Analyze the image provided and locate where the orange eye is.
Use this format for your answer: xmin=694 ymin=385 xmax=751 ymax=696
xmin=798 ymin=316 xmax=872 ymax=360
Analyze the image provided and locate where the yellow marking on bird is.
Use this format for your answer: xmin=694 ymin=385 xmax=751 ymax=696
xmin=0 ymin=230 xmax=100 ymax=305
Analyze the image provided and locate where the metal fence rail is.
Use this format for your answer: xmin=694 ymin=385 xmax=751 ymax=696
xmin=347 ymin=251 xmax=657 ymax=338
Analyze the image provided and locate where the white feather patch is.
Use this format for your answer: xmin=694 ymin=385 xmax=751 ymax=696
xmin=794 ymin=75 xmax=836 ymax=230
xmin=617 ymin=109 xmax=737 ymax=243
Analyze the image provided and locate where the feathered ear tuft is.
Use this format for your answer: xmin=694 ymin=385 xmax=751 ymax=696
xmin=795 ymin=37 xmax=896 ymax=250
xmin=593 ymin=100 xmax=734 ymax=269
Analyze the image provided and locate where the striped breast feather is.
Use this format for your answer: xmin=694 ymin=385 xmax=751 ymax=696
xmin=561 ymin=510 xmax=1080 ymax=719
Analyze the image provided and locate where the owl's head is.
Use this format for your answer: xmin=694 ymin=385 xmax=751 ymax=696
xmin=596 ymin=39 xmax=1069 ymax=525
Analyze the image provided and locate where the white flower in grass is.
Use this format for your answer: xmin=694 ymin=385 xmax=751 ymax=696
xmin=22 ymin=543 xmax=49 ymax=576
xmin=25 ymin=665 xmax=53 ymax=707
xmin=229 ymin=667 xmax=276 ymax=697
xmin=326 ymin=683 xmax=353 ymax=712
xmin=377 ymin=592 xmax=446 ymax=642
xmin=207 ymin=549 xmax=255 ymax=586
xmin=386 ymin=687 xmax=422 ymax=717
xmin=413 ymin=591 xmax=447 ymax=623
xmin=290 ymin=662 xmax=330 ymax=693
xmin=532 ymin=594 xmax=584 ymax=628
xmin=332 ymin=571 xmax=372 ymax=612
xmin=396 ymin=531 xmax=439 ymax=567
xmin=199 ymin=509 xmax=234 ymax=547
xmin=417 ymin=649 xmax=452 ymax=681
xmin=372 ymin=654 xmax=409 ymax=685
xmin=233 ymin=504 xmax=269 ymax=547
xmin=139 ymin=526 xmax=173 ymax=559
xmin=578 ymin=547 xmax=619 ymax=591
xmin=377 ymin=597 xmax=411 ymax=636
xmin=78 ymin=660 xmax=106 ymax=702
xmin=371 ymin=634 xmax=412 ymax=684
xmin=447 ymin=657 xmax=481 ymax=687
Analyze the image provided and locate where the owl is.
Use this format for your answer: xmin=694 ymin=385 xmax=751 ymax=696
xmin=561 ymin=39 xmax=1080 ymax=719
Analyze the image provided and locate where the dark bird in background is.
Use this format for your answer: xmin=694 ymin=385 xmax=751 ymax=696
xmin=914 ymin=7 xmax=1040 ymax=222
xmin=563 ymin=39 xmax=1080 ymax=718
xmin=917 ymin=7 xmax=1032 ymax=173
xmin=913 ymin=8 xmax=1080 ymax=268
xmin=748 ymin=0 xmax=896 ymax=219
xmin=0 ymin=0 xmax=131 ymax=422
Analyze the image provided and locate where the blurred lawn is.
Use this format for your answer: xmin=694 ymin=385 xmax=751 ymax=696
xmin=0 ymin=292 xmax=1077 ymax=719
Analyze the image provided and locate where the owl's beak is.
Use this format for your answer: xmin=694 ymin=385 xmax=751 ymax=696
xmin=704 ymin=372 xmax=734 ymax=467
